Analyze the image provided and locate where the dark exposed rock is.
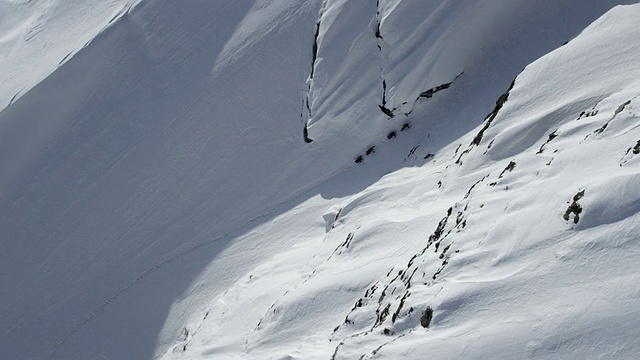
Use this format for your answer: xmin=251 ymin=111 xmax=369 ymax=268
xmin=471 ymin=77 xmax=516 ymax=146
xmin=537 ymin=130 xmax=558 ymax=154
xmin=420 ymin=82 xmax=451 ymax=98
xmin=563 ymin=190 xmax=585 ymax=224
xmin=379 ymin=105 xmax=395 ymax=118
xmin=303 ymin=124 xmax=313 ymax=143
xmin=498 ymin=161 xmax=516 ymax=178
xmin=613 ymin=100 xmax=631 ymax=118
xmin=420 ymin=307 xmax=433 ymax=328
xmin=310 ymin=21 xmax=320 ymax=78
xmin=419 ymin=72 xmax=464 ymax=99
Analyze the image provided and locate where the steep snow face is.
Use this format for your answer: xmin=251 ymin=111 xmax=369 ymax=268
xmin=0 ymin=0 xmax=639 ymax=360
xmin=0 ymin=0 xmax=140 ymax=109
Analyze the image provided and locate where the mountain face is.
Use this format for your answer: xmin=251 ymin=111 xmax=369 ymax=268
xmin=1 ymin=1 xmax=640 ymax=359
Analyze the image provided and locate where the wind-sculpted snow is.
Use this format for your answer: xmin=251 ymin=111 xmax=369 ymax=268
xmin=1 ymin=1 xmax=639 ymax=360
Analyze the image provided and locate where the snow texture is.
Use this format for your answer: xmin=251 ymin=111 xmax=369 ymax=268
xmin=1 ymin=1 xmax=640 ymax=359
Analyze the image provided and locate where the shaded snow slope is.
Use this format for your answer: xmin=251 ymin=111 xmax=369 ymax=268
xmin=0 ymin=0 xmax=141 ymax=110
xmin=0 ymin=1 xmax=638 ymax=359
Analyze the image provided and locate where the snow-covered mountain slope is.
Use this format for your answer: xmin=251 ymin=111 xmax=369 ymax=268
xmin=0 ymin=0 xmax=140 ymax=110
xmin=1 ymin=1 xmax=639 ymax=359
xmin=160 ymin=5 xmax=640 ymax=359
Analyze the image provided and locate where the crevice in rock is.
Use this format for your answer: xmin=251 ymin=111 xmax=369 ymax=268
xmin=382 ymin=79 xmax=387 ymax=107
xmin=374 ymin=2 xmax=382 ymax=50
xmin=374 ymin=0 xmax=395 ymax=118
xmin=419 ymin=72 xmax=464 ymax=99
xmin=498 ymin=161 xmax=516 ymax=178
xmin=310 ymin=21 xmax=320 ymax=80
xmin=395 ymin=72 xmax=464 ymax=117
xmin=303 ymin=124 xmax=313 ymax=143
xmin=391 ymin=291 xmax=410 ymax=323
xmin=577 ymin=109 xmax=598 ymax=120
xmin=301 ymin=7 xmax=325 ymax=143
xmin=379 ymin=79 xmax=394 ymax=117
xmin=594 ymin=100 xmax=632 ymax=135
xmin=537 ymin=130 xmax=558 ymax=154
xmin=613 ymin=100 xmax=631 ymax=119
xmin=471 ymin=77 xmax=516 ymax=146
xmin=379 ymin=105 xmax=395 ymax=117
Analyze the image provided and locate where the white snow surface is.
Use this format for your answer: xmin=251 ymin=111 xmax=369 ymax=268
xmin=0 ymin=0 xmax=140 ymax=110
xmin=1 ymin=1 xmax=640 ymax=359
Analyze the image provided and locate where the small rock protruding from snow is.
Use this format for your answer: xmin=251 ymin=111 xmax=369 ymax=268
xmin=564 ymin=190 xmax=586 ymax=224
xmin=420 ymin=307 xmax=433 ymax=328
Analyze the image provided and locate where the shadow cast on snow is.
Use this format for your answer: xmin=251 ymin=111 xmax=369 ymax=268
xmin=0 ymin=1 xmax=626 ymax=360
